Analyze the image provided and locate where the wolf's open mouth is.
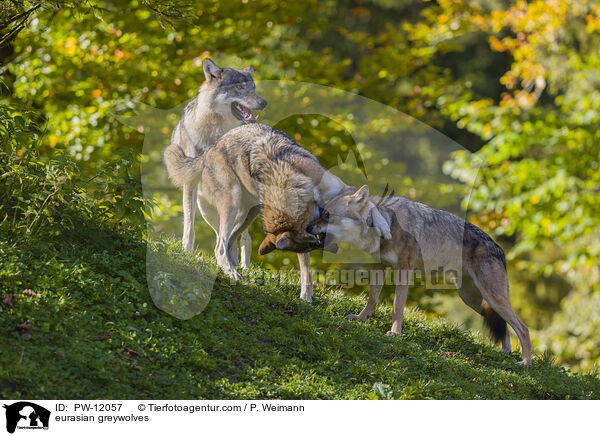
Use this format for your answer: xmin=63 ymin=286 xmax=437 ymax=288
xmin=315 ymin=233 xmax=325 ymax=246
xmin=231 ymin=102 xmax=256 ymax=122
xmin=315 ymin=233 xmax=338 ymax=253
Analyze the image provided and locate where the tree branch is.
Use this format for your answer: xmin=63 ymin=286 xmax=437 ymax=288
xmin=0 ymin=2 xmax=42 ymax=29
xmin=0 ymin=2 xmax=43 ymax=48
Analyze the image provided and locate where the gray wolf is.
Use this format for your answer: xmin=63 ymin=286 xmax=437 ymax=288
xmin=164 ymin=124 xmax=392 ymax=301
xmin=165 ymin=58 xmax=267 ymax=268
xmin=307 ymin=185 xmax=532 ymax=365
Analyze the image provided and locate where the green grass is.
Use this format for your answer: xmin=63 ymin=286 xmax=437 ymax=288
xmin=1 ymin=223 xmax=599 ymax=399
xmin=1 ymin=150 xmax=598 ymax=399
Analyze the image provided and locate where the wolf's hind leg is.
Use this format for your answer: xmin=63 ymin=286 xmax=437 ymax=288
xmin=227 ymin=207 xmax=258 ymax=271
xmin=469 ymin=260 xmax=532 ymax=366
xmin=182 ymin=184 xmax=198 ymax=250
xmin=197 ymin=196 xmax=219 ymax=236
xmin=227 ymin=241 xmax=239 ymax=268
xmin=501 ymin=325 xmax=512 ymax=353
xmin=457 ymin=284 xmax=483 ymax=313
xmin=486 ymin=296 xmax=530 ymax=365
xmin=214 ymin=187 xmax=243 ymax=281
xmin=458 ymin=282 xmax=512 ymax=352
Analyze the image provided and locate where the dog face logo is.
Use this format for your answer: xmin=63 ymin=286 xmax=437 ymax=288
xmin=3 ymin=402 xmax=50 ymax=433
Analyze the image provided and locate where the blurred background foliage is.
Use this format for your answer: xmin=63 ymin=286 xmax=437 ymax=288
xmin=1 ymin=0 xmax=599 ymax=370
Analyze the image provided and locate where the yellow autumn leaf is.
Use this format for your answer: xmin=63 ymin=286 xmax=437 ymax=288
xmin=64 ymin=36 xmax=78 ymax=55
xmin=488 ymin=36 xmax=507 ymax=52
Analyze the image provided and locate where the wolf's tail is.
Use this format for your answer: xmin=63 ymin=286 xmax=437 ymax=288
xmin=162 ymin=143 xmax=204 ymax=188
xmin=481 ymin=299 xmax=507 ymax=343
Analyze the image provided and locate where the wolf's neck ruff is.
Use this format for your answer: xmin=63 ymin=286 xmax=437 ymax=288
xmin=182 ymin=85 xmax=238 ymax=155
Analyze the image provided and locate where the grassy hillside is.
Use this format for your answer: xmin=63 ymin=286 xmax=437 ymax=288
xmin=1 ymin=228 xmax=599 ymax=399
xmin=1 ymin=148 xmax=598 ymax=400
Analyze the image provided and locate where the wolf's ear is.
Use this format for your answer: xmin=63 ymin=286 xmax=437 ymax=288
xmin=275 ymin=232 xmax=292 ymax=251
xmin=350 ymin=185 xmax=370 ymax=205
xmin=203 ymin=58 xmax=222 ymax=82
xmin=258 ymin=237 xmax=276 ymax=255
xmin=242 ymin=66 xmax=256 ymax=73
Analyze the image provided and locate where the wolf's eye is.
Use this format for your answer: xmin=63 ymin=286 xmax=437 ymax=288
xmin=235 ymin=84 xmax=243 ymax=89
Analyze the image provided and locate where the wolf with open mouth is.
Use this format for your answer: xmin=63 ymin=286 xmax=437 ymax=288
xmin=164 ymin=58 xmax=267 ymax=269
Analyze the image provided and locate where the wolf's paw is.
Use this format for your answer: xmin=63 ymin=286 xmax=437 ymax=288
xmin=224 ymin=268 xmax=243 ymax=282
xmin=516 ymin=359 xmax=531 ymax=367
xmin=346 ymin=314 xmax=363 ymax=321
xmin=385 ymin=330 xmax=402 ymax=337
xmin=299 ymin=293 xmax=313 ymax=304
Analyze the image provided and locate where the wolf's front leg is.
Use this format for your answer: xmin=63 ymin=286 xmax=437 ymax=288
xmin=387 ymin=281 xmax=409 ymax=336
xmin=240 ymin=229 xmax=252 ymax=269
xmin=182 ymin=184 xmax=198 ymax=250
xmin=347 ymin=279 xmax=383 ymax=321
xmin=297 ymin=252 xmax=313 ymax=302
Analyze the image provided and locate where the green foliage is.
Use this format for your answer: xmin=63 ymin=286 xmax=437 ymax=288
xmin=0 ymin=108 xmax=152 ymax=243
xmin=0 ymin=0 xmax=193 ymax=49
xmin=427 ymin=0 xmax=600 ymax=369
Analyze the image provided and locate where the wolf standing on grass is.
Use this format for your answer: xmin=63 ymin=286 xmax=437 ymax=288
xmin=308 ymin=185 xmax=533 ymax=366
xmin=165 ymin=58 xmax=267 ymax=266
